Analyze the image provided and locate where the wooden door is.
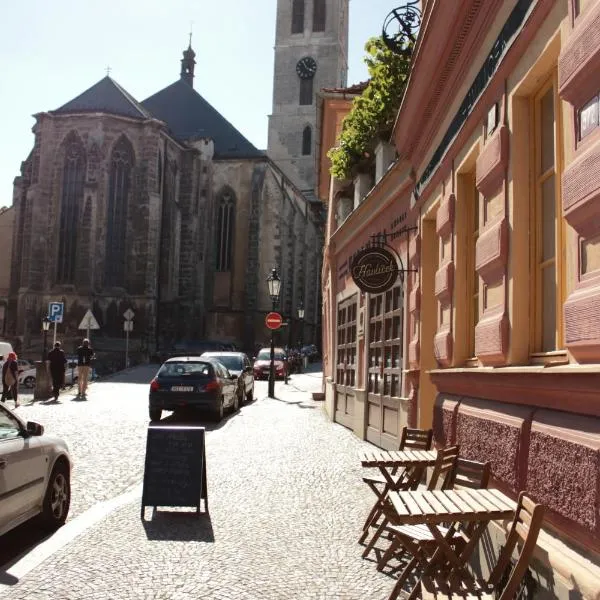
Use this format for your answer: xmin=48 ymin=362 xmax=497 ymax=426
xmin=334 ymin=296 xmax=357 ymax=429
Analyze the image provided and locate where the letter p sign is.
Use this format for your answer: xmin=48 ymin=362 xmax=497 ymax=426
xmin=48 ymin=302 xmax=64 ymax=324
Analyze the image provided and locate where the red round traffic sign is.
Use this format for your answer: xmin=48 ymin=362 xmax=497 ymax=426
xmin=265 ymin=312 xmax=283 ymax=330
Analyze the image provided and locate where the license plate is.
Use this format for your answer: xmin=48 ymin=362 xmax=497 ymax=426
xmin=171 ymin=386 xmax=194 ymax=392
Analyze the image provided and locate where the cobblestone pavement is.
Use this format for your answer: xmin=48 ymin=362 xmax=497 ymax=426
xmin=1 ymin=365 xmax=394 ymax=600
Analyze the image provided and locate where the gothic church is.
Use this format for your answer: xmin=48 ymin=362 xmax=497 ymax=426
xmin=7 ymin=0 xmax=348 ymax=356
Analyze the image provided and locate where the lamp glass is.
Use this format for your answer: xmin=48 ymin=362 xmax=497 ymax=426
xmin=298 ymin=306 xmax=305 ymax=319
xmin=42 ymin=317 xmax=51 ymax=331
xmin=267 ymin=268 xmax=281 ymax=301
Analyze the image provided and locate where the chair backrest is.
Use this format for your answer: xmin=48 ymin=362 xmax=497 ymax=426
xmin=399 ymin=427 xmax=433 ymax=451
xmin=428 ymin=445 xmax=460 ymax=491
xmin=451 ymin=458 xmax=491 ymax=490
xmin=488 ymin=493 xmax=545 ymax=600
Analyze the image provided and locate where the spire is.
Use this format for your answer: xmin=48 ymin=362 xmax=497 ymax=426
xmin=180 ymin=31 xmax=196 ymax=87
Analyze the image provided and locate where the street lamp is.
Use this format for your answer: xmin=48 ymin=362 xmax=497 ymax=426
xmin=42 ymin=316 xmax=51 ymax=361
xmin=297 ymin=302 xmax=304 ymax=345
xmin=267 ymin=268 xmax=281 ymax=398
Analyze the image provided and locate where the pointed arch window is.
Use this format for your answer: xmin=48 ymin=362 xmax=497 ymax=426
xmin=105 ymin=136 xmax=134 ymax=287
xmin=313 ymin=0 xmax=326 ymax=31
xmin=302 ymin=126 xmax=312 ymax=155
xmin=292 ymin=0 xmax=305 ymax=34
xmin=57 ymin=135 xmax=86 ymax=284
xmin=300 ymin=78 xmax=313 ymax=105
xmin=216 ymin=189 xmax=235 ymax=271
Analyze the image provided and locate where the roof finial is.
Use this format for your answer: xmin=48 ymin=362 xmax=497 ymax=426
xmin=105 ymin=65 xmax=112 ymax=76
xmin=189 ymin=21 xmax=193 ymax=48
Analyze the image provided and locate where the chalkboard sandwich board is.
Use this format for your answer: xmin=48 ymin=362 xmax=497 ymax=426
xmin=141 ymin=424 xmax=208 ymax=519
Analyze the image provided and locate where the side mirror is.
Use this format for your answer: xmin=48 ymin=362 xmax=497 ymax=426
xmin=26 ymin=421 xmax=44 ymax=436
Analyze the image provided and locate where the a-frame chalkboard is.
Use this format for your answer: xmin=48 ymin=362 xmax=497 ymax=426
xmin=141 ymin=424 xmax=208 ymax=518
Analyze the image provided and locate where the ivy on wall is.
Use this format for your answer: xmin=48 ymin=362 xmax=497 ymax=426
xmin=328 ymin=37 xmax=412 ymax=181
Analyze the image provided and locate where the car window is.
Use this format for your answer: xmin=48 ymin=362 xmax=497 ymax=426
xmin=158 ymin=362 xmax=212 ymax=378
xmin=0 ymin=406 xmax=22 ymax=441
xmin=256 ymin=349 xmax=286 ymax=361
xmin=210 ymin=355 xmax=243 ymax=371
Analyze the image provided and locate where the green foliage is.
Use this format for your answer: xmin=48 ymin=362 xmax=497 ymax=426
xmin=328 ymin=37 xmax=412 ymax=180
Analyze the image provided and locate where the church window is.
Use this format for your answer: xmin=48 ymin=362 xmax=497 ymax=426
xmin=313 ymin=0 xmax=326 ymax=31
xmin=299 ymin=78 xmax=313 ymax=105
xmin=216 ymin=189 xmax=235 ymax=271
xmin=57 ymin=134 xmax=86 ymax=284
xmin=105 ymin=136 xmax=134 ymax=287
xmin=302 ymin=126 xmax=312 ymax=155
xmin=292 ymin=0 xmax=305 ymax=34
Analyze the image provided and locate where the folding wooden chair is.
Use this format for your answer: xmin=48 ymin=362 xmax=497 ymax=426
xmin=360 ymin=427 xmax=433 ymax=543
xmin=376 ymin=458 xmax=491 ymax=599
xmin=362 ymin=445 xmax=459 ymax=560
xmin=418 ymin=492 xmax=545 ymax=600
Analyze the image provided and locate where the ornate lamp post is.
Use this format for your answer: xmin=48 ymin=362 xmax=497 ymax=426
xmin=42 ymin=316 xmax=51 ymax=361
xmin=267 ymin=268 xmax=281 ymax=399
xmin=35 ymin=316 xmax=53 ymax=400
xmin=297 ymin=302 xmax=305 ymax=346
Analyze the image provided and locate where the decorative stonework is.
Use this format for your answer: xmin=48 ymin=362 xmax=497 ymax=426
xmin=434 ymin=260 xmax=454 ymax=300
xmin=408 ymin=231 xmax=420 ymax=268
xmin=475 ymin=125 xmax=508 ymax=197
xmin=475 ymin=217 xmax=508 ymax=280
xmin=475 ymin=307 xmax=509 ymax=366
xmin=564 ymin=283 xmax=600 ymax=362
xmin=435 ymin=192 xmax=455 ymax=237
xmin=433 ymin=393 xmax=461 ymax=447
xmin=408 ymin=337 xmax=420 ymax=369
xmin=434 ymin=327 xmax=453 ymax=367
xmin=409 ymin=286 xmax=420 ymax=312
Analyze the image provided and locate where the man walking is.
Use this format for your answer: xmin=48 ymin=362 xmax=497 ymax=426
xmin=77 ymin=338 xmax=95 ymax=398
xmin=47 ymin=341 xmax=67 ymax=401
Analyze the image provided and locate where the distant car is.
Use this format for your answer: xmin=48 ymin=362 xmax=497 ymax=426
xmin=149 ymin=356 xmax=239 ymax=422
xmin=253 ymin=348 xmax=289 ymax=380
xmin=301 ymin=344 xmax=320 ymax=362
xmin=18 ymin=366 xmax=78 ymax=390
xmin=17 ymin=359 xmax=36 ymax=374
xmin=201 ymin=352 xmax=254 ymax=404
xmin=0 ymin=402 xmax=71 ymax=536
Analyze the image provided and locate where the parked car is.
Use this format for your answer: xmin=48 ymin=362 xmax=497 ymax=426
xmin=18 ymin=366 xmax=78 ymax=390
xmin=149 ymin=356 xmax=239 ymax=422
xmin=0 ymin=341 xmax=14 ymax=360
xmin=201 ymin=351 xmax=254 ymax=404
xmin=17 ymin=359 xmax=36 ymax=373
xmin=0 ymin=402 xmax=71 ymax=536
xmin=253 ymin=347 xmax=289 ymax=380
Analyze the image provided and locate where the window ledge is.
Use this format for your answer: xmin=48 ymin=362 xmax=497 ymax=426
xmin=430 ymin=362 xmax=600 ymax=375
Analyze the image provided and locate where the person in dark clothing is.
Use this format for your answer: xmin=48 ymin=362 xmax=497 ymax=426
xmin=1 ymin=352 xmax=19 ymax=407
xmin=77 ymin=339 xmax=95 ymax=397
xmin=47 ymin=341 xmax=67 ymax=401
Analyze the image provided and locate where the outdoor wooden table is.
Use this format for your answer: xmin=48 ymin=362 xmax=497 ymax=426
xmin=387 ymin=488 xmax=517 ymax=600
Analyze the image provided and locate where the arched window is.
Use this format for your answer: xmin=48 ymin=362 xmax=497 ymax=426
xmin=313 ymin=0 xmax=326 ymax=31
xmin=57 ymin=133 xmax=86 ymax=284
xmin=302 ymin=126 xmax=312 ymax=155
xmin=105 ymin=136 xmax=134 ymax=287
xmin=292 ymin=0 xmax=305 ymax=34
xmin=216 ymin=189 xmax=235 ymax=271
xmin=299 ymin=78 xmax=313 ymax=105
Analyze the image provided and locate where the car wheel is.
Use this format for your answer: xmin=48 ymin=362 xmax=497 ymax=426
xmin=23 ymin=376 xmax=35 ymax=389
xmin=149 ymin=408 xmax=162 ymax=421
xmin=214 ymin=397 xmax=224 ymax=422
xmin=41 ymin=461 xmax=70 ymax=529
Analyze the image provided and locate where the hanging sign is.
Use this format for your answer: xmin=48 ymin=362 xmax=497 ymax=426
xmin=350 ymin=245 xmax=399 ymax=294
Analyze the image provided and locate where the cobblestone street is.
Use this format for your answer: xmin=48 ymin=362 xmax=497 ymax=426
xmin=1 ymin=365 xmax=393 ymax=599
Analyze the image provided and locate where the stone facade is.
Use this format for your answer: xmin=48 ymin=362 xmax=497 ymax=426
xmin=0 ymin=206 xmax=13 ymax=335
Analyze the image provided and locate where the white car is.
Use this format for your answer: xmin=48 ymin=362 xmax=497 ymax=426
xmin=0 ymin=402 xmax=71 ymax=536
xmin=19 ymin=366 xmax=78 ymax=390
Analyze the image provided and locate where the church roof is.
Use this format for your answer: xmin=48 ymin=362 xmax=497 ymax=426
xmin=142 ymin=79 xmax=263 ymax=159
xmin=52 ymin=76 xmax=152 ymax=120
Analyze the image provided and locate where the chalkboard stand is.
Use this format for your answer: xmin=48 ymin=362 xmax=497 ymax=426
xmin=141 ymin=424 xmax=208 ymax=520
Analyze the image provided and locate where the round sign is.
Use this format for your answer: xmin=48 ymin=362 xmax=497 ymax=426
xmin=265 ymin=312 xmax=283 ymax=330
xmin=350 ymin=246 xmax=399 ymax=294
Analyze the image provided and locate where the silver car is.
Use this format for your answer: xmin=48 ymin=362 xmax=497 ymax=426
xmin=0 ymin=403 xmax=71 ymax=536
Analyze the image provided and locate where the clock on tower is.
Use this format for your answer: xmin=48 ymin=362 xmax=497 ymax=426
xmin=296 ymin=56 xmax=317 ymax=80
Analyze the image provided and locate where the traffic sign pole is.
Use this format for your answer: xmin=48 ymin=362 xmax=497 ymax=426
xmin=53 ymin=321 xmax=57 ymax=346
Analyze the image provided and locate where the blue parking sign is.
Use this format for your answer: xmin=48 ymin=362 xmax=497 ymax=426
xmin=48 ymin=302 xmax=64 ymax=323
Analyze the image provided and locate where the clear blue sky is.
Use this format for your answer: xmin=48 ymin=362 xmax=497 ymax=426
xmin=0 ymin=0 xmax=398 ymax=204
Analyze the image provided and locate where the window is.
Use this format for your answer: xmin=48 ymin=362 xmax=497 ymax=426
xmin=532 ymin=75 xmax=563 ymax=353
xmin=105 ymin=136 xmax=134 ymax=287
xmin=302 ymin=126 xmax=312 ymax=155
xmin=0 ymin=405 xmax=21 ymax=440
xmin=336 ymin=297 xmax=357 ymax=387
xmin=57 ymin=133 xmax=86 ymax=284
xmin=216 ymin=188 xmax=235 ymax=271
xmin=468 ymin=177 xmax=480 ymax=359
xmin=313 ymin=0 xmax=326 ymax=31
xmin=291 ymin=0 xmax=304 ymax=33
xmin=299 ymin=78 xmax=313 ymax=106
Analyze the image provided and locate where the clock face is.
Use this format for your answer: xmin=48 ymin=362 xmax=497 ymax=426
xmin=296 ymin=56 xmax=317 ymax=80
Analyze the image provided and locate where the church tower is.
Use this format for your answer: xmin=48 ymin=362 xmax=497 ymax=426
xmin=267 ymin=0 xmax=349 ymax=195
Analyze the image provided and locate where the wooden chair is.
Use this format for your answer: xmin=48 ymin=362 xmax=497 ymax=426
xmin=376 ymin=459 xmax=491 ymax=599
xmin=362 ymin=445 xmax=459 ymax=560
xmin=418 ymin=492 xmax=545 ymax=600
xmin=360 ymin=428 xmax=433 ymax=543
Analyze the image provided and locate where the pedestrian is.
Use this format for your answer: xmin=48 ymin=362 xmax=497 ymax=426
xmin=77 ymin=338 xmax=95 ymax=397
xmin=1 ymin=352 xmax=19 ymax=407
xmin=47 ymin=341 xmax=67 ymax=401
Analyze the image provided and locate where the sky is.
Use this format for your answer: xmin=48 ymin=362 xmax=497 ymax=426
xmin=0 ymin=0 xmax=399 ymax=204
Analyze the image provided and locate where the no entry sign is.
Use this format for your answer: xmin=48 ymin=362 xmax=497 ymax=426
xmin=265 ymin=312 xmax=283 ymax=330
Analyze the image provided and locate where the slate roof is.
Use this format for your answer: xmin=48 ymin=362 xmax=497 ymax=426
xmin=142 ymin=79 xmax=263 ymax=159
xmin=52 ymin=76 xmax=152 ymax=120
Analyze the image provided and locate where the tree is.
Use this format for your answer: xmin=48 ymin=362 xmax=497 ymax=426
xmin=328 ymin=37 xmax=412 ymax=180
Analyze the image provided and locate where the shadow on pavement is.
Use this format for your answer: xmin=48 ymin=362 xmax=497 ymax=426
xmin=0 ymin=519 xmax=53 ymax=578
xmin=141 ymin=509 xmax=214 ymax=542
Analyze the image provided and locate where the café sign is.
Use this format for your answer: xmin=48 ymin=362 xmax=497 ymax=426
xmin=351 ymin=246 xmax=399 ymax=294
